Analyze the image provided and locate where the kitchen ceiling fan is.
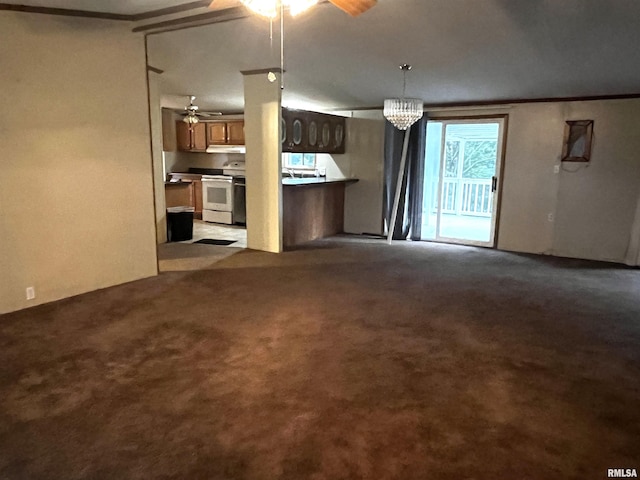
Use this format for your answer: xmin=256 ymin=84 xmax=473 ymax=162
xmin=177 ymin=96 xmax=222 ymax=124
xmin=319 ymin=0 xmax=377 ymax=17
xmin=209 ymin=0 xmax=377 ymax=17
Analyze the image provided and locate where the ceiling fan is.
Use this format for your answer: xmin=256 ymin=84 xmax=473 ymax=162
xmin=177 ymin=96 xmax=222 ymax=124
xmin=209 ymin=0 xmax=377 ymax=18
xmin=324 ymin=0 xmax=377 ymax=16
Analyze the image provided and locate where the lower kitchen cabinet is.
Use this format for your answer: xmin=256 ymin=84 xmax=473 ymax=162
xmin=282 ymin=178 xmax=357 ymax=248
xmin=166 ymin=173 xmax=203 ymax=219
xmin=165 ymin=182 xmax=193 ymax=210
xmin=193 ymin=179 xmax=203 ymax=218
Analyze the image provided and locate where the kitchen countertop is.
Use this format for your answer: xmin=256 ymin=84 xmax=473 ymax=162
xmin=165 ymin=180 xmax=193 ymax=186
xmin=282 ymin=177 xmax=358 ymax=186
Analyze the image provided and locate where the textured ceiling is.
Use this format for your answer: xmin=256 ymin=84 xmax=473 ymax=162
xmin=147 ymin=0 xmax=640 ymax=112
xmin=6 ymin=0 xmax=640 ymax=111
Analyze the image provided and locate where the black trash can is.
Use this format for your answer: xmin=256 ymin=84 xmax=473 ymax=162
xmin=167 ymin=206 xmax=195 ymax=242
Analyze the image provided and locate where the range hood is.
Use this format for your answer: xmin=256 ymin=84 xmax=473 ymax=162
xmin=206 ymin=145 xmax=246 ymax=154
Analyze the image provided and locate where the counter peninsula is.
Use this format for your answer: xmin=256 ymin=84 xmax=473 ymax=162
xmin=282 ymin=177 xmax=358 ymax=248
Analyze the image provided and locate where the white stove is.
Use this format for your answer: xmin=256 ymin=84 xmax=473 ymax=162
xmin=222 ymin=161 xmax=246 ymax=177
xmin=201 ymin=162 xmax=246 ymax=225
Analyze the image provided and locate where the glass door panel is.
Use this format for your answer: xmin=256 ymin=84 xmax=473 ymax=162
xmin=422 ymin=119 xmax=504 ymax=247
xmin=422 ymin=122 xmax=443 ymax=241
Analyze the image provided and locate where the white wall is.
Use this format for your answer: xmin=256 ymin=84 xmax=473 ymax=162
xmin=316 ymin=112 xmax=386 ymax=235
xmin=552 ymin=100 xmax=640 ymax=262
xmin=430 ymin=98 xmax=640 ymax=263
xmin=0 ymin=12 xmax=157 ymax=314
xmin=327 ymin=99 xmax=640 ymax=262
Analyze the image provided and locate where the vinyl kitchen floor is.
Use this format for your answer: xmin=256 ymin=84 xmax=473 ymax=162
xmin=190 ymin=220 xmax=247 ymax=247
xmin=157 ymin=220 xmax=246 ymax=273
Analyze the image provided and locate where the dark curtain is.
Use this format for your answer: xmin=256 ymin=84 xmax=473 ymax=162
xmin=383 ymin=116 xmax=427 ymax=240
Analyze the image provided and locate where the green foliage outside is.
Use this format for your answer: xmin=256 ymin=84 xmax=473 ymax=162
xmin=444 ymin=141 xmax=459 ymax=177
xmin=445 ymin=140 xmax=497 ymax=179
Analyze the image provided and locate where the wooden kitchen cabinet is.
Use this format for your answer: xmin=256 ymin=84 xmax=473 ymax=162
xmin=226 ymin=121 xmax=245 ymax=144
xmin=167 ymin=173 xmax=204 ymax=219
xmin=176 ymin=121 xmax=207 ymax=152
xmin=206 ymin=120 xmax=245 ymax=146
xmin=282 ymin=179 xmax=357 ymax=248
xmin=206 ymin=123 xmax=227 ymax=145
xmin=165 ymin=182 xmax=193 ymax=209
xmin=193 ymin=179 xmax=203 ymax=218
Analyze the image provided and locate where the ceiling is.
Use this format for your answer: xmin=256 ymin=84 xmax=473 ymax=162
xmin=0 ymin=0 xmax=203 ymax=15
xmin=6 ymin=0 xmax=640 ymax=112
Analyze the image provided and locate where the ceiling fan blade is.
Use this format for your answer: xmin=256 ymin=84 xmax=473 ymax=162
xmin=329 ymin=0 xmax=376 ymax=16
xmin=208 ymin=0 xmax=241 ymax=11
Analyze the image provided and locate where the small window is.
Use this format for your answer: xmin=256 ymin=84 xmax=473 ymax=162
xmin=283 ymin=153 xmax=316 ymax=169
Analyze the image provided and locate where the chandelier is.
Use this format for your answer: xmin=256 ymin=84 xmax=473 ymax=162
xmin=383 ymin=64 xmax=423 ymax=130
xmin=240 ymin=0 xmax=318 ymax=18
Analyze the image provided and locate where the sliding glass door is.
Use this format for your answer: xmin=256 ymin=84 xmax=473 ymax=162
xmin=422 ymin=118 xmax=505 ymax=247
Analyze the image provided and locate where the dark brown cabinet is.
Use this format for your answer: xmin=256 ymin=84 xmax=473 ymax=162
xmin=176 ymin=121 xmax=207 ymax=152
xmin=282 ymin=109 xmax=346 ymax=154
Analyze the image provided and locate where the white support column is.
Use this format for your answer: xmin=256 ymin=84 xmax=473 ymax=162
xmin=243 ymin=70 xmax=283 ymax=253
xmin=387 ymin=128 xmax=411 ymax=243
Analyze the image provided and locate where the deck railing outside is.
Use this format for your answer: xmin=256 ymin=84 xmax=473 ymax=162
xmin=433 ymin=178 xmax=493 ymax=217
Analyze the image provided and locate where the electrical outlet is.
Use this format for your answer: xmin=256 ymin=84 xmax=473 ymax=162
xmin=554 ymin=165 xmax=560 ymax=174
xmin=26 ymin=286 xmax=35 ymax=300
xmin=548 ymin=213 xmax=554 ymax=222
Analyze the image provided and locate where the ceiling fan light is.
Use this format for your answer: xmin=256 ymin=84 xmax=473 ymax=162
xmin=240 ymin=0 xmax=278 ymax=18
xmin=183 ymin=113 xmax=199 ymax=124
xmin=383 ymin=98 xmax=423 ymax=131
xmin=286 ymin=0 xmax=318 ymax=16
xmin=241 ymin=0 xmax=317 ymax=18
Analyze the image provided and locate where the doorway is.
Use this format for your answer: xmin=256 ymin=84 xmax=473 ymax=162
xmin=422 ymin=118 xmax=505 ymax=247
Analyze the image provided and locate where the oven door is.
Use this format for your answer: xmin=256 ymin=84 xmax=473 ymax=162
xmin=202 ymin=176 xmax=233 ymax=212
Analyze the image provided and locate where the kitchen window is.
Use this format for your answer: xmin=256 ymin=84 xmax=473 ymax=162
xmin=283 ymin=153 xmax=316 ymax=169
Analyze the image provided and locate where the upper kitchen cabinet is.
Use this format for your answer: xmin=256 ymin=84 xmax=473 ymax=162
xmin=282 ymin=110 xmax=308 ymax=153
xmin=206 ymin=120 xmax=245 ymax=146
xmin=226 ymin=121 xmax=245 ymax=144
xmin=206 ymin=123 xmax=227 ymax=145
xmin=176 ymin=121 xmax=207 ymax=152
xmin=282 ymin=109 xmax=345 ymax=154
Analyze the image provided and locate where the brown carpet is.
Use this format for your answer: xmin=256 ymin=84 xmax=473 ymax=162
xmin=1 ymin=237 xmax=639 ymax=479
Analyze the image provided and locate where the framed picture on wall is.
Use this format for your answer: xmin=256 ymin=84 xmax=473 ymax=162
xmin=561 ymin=120 xmax=594 ymax=162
